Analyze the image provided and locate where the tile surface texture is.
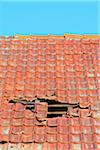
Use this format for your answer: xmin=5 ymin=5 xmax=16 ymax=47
xmin=0 ymin=35 xmax=99 ymax=106
xmin=0 ymin=35 xmax=100 ymax=149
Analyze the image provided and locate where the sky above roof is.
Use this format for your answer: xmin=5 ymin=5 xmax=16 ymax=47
xmin=0 ymin=0 xmax=99 ymax=35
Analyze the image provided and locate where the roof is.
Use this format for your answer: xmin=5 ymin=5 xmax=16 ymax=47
xmin=0 ymin=34 xmax=100 ymax=149
xmin=0 ymin=102 xmax=100 ymax=148
xmin=0 ymin=142 xmax=100 ymax=150
xmin=0 ymin=34 xmax=100 ymax=107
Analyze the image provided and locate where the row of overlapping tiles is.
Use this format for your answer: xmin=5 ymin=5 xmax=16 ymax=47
xmin=0 ymin=102 xmax=100 ymax=144
xmin=0 ymin=37 xmax=100 ymax=106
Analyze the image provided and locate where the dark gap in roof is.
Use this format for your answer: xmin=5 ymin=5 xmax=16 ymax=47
xmin=79 ymin=105 xmax=90 ymax=109
xmin=47 ymin=106 xmax=68 ymax=118
xmin=8 ymin=98 xmax=91 ymax=118
xmin=26 ymin=105 xmax=35 ymax=111
xmin=47 ymin=114 xmax=63 ymax=118
xmin=47 ymin=100 xmax=68 ymax=118
xmin=51 ymin=93 xmax=56 ymax=96
xmin=23 ymin=142 xmax=33 ymax=144
xmin=38 ymin=99 xmax=78 ymax=106
xmin=9 ymin=99 xmax=35 ymax=112
xmin=70 ymin=116 xmax=80 ymax=118
xmin=48 ymin=106 xmax=68 ymax=112
xmin=0 ymin=141 xmax=7 ymax=144
xmin=9 ymin=100 xmax=16 ymax=103
xmin=43 ymin=99 xmax=62 ymax=104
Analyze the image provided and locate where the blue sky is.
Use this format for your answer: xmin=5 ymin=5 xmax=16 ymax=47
xmin=0 ymin=0 xmax=99 ymax=35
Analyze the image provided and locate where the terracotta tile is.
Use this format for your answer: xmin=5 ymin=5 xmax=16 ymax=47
xmin=56 ymin=89 xmax=66 ymax=97
xmin=32 ymin=143 xmax=44 ymax=150
xmin=67 ymin=90 xmax=76 ymax=96
xmin=75 ymin=65 xmax=84 ymax=71
xmin=10 ymin=134 xmax=22 ymax=143
xmin=0 ymin=126 xmax=10 ymax=136
xmin=70 ymin=118 xmax=80 ymax=126
xmin=0 ymin=118 xmax=11 ymax=126
xmin=66 ymin=83 xmax=76 ymax=90
xmin=70 ymin=134 xmax=81 ymax=143
xmin=70 ymin=126 xmax=81 ymax=134
xmin=88 ymin=89 xmax=97 ymax=97
xmin=46 ymin=134 xmax=57 ymax=143
xmin=11 ymin=118 xmax=23 ymax=126
xmin=13 ymin=111 xmax=24 ymax=118
xmin=82 ymin=143 xmax=95 ymax=150
xmin=47 ymin=118 xmax=57 ymax=127
xmin=46 ymin=143 xmax=57 ymax=150
xmin=35 ymin=102 xmax=48 ymax=111
xmin=24 ymin=90 xmax=34 ymax=98
xmin=57 ymin=134 xmax=69 ymax=143
xmin=35 ymin=126 xmax=46 ymax=134
xmin=82 ymin=126 xmax=93 ymax=134
xmin=15 ymin=84 xmax=24 ymax=91
xmin=82 ymin=134 xmax=93 ymax=142
xmin=36 ymin=111 xmax=47 ymax=119
xmin=46 ymin=126 xmax=57 ymax=134
xmin=57 ymin=143 xmax=69 ymax=150
xmin=23 ymin=118 xmax=34 ymax=126
xmin=80 ymin=117 xmax=93 ymax=126
xmin=95 ymin=143 xmax=100 ymax=150
xmin=11 ymin=126 xmax=23 ymax=134
xmin=94 ymin=134 xmax=100 ymax=143
xmin=2 ymin=111 xmax=12 ymax=119
xmin=93 ymin=118 xmax=100 ymax=126
xmin=93 ymin=111 xmax=100 ymax=118
xmin=57 ymin=117 xmax=69 ymax=126
xmin=34 ymin=118 xmax=47 ymax=126
xmin=22 ymin=134 xmax=33 ymax=143
xmin=2 ymin=103 xmax=14 ymax=111
xmin=58 ymin=126 xmax=69 ymax=134
xmin=94 ymin=126 xmax=100 ymax=134
xmin=79 ymin=109 xmax=91 ymax=118
xmin=24 ymin=110 xmax=35 ymax=119
xmin=70 ymin=143 xmax=81 ymax=150
xmin=23 ymin=126 xmax=34 ymax=134
xmin=91 ymin=103 xmax=100 ymax=111
xmin=34 ymin=134 xmax=45 ymax=143
xmin=1 ymin=134 xmax=9 ymax=142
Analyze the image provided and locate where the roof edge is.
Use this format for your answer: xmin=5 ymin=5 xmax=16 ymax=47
xmin=0 ymin=34 xmax=100 ymax=39
xmin=17 ymin=34 xmax=100 ymax=39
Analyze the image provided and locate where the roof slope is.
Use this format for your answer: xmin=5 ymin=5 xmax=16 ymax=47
xmin=0 ymin=35 xmax=100 ymax=107
xmin=0 ymin=34 xmax=100 ymax=149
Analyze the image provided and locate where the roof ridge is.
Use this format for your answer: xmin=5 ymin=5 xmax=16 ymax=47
xmin=15 ymin=34 xmax=100 ymax=39
xmin=0 ymin=34 xmax=100 ymax=39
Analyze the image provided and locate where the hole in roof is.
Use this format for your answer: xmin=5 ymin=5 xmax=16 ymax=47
xmin=45 ymin=100 xmax=70 ymax=118
xmin=0 ymin=141 xmax=7 ymax=144
xmin=26 ymin=105 xmax=35 ymax=111
xmin=9 ymin=98 xmax=91 ymax=118
xmin=9 ymin=100 xmax=16 ymax=103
